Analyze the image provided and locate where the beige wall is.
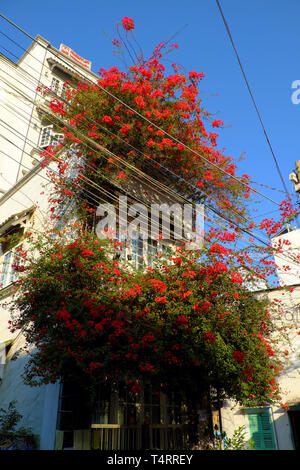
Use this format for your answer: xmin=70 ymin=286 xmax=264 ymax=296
xmin=221 ymin=284 xmax=300 ymax=450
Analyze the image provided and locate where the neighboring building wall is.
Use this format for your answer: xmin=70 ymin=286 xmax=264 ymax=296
xmin=0 ymin=165 xmax=60 ymax=448
xmin=221 ymin=284 xmax=300 ymax=450
xmin=272 ymin=228 xmax=300 ymax=287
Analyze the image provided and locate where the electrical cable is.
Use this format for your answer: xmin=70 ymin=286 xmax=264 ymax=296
xmin=0 ymin=29 xmax=298 ymax=270
xmin=0 ymin=16 xmax=285 ymax=204
xmin=0 ymin=67 xmax=293 ymax=256
xmin=215 ymin=0 xmax=290 ymax=197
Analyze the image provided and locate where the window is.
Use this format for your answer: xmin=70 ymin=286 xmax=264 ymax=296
xmin=51 ymin=133 xmax=64 ymax=146
xmin=0 ymin=244 xmax=22 ymax=289
xmin=248 ymin=409 xmax=276 ymax=450
xmin=39 ymin=126 xmax=64 ymax=149
xmin=131 ymin=233 xmax=144 ymax=270
xmin=39 ymin=125 xmax=53 ymax=148
xmin=90 ymin=382 xmax=184 ymax=426
xmin=0 ymin=339 xmax=13 ymax=380
xmin=146 ymin=238 xmax=157 ymax=268
xmin=288 ymin=409 xmax=300 ymax=450
xmin=51 ymin=77 xmax=61 ymax=95
xmin=0 ymin=251 xmax=12 ymax=288
xmin=0 ymin=245 xmax=22 ymax=289
xmin=116 ymin=234 xmax=160 ymax=269
xmin=50 ymin=76 xmax=71 ymax=98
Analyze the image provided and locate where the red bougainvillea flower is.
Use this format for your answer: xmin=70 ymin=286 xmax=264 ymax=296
xmin=280 ymin=403 xmax=289 ymax=411
xmin=231 ymin=272 xmax=244 ymax=284
xmin=233 ymin=351 xmax=245 ymax=363
xmin=154 ymin=296 xmax=168 ymax=304
xmin=209 ymin=243 xmax=228 ymax=256
xmin=116 ymin=171 xmax=127 ymax=180
xmin=121 ymin=17 xmax=135 ymax=31
xmin=204 ymin=332 xmax=216 ymax=344
xmin=212 ymin=119 xmax=224 ymax=128
xmin=189 ymin=71 xmax=205 ymax=81
xmin=127 ymin=379 xmax=141 ymax=394
xmin=101 ymin=115 xmax=113 ymax=125
xmin=112 ymin=38 xmax=121 ymax=46
xmin=176 ymin=315 xmax=189 ymax=327
xmin=81 ymin=249 xmax=94 ymax=258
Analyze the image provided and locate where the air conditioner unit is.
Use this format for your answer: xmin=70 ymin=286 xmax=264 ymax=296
xmin=39 ymin=125 xmax=53 ymax=148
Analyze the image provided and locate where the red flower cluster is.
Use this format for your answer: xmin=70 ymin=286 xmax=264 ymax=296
xmin=204 ymin=332 xmax=216 ymax=344
xmin=209 ymin=243 xmax=228 ymax=256
xmin=121 ymin=17 xmax=135 ymax=31
xmin=212 ymin=119 xmax=224 ymax=128
xmin=233 ymin=351 xmax=245 ymax=363
xmin=81 ymin=249 xmax=94 ymax=258
xmin=140 ymin=362 xmax=156 ymax=374
xmin=231 ymin=272 xmax=243 ymax=284
xmin=176 ymin=315 xmax=189 ymax=327
xmin=127 ymin=379 xmax=141 ymax=394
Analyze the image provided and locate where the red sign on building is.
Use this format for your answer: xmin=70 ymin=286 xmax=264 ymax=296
xmin=59 ymin=44 xmax=91 ymax=70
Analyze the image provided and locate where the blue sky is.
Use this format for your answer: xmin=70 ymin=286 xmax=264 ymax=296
xmin=1 ymin=0 xmax=300 ymax=224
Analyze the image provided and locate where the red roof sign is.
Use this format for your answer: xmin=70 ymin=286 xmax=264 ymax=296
xmin=59 ymin=44 xmax=91 ymax=70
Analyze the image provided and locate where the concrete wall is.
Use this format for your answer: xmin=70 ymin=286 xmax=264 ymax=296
xmin=0 ymin=337 xmax=60 ymax=449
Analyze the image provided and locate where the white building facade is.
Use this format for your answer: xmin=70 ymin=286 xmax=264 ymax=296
xmin=0 ymin=35 xmax=96 ymax=449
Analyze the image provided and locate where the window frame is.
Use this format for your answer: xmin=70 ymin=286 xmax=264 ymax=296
xmin=0 ymin=242 xmax=23 ymax=290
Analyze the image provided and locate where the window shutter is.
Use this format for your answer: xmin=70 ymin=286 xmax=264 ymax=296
xmin=248 ymin=411 xmax=276 ymax=450
xmin=39 ymin=125 xmax=53 ymax=148
xmin=248 ymin=414 xmax=262 ymax=449
xmin=260 ymin=412 xmax=276 ymax=449
xmin=51 ymin=77 xmax=61 ymax=95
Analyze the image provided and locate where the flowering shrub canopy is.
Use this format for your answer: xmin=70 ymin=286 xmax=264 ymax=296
xmin=8 ymin=17 xmax=298 ymax=409
xmin=10 ymin=232 xmax=285 ymax=406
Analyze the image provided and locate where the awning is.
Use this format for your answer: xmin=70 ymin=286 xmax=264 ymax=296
xmin=0 ymin=206 xmax=35 ymax=234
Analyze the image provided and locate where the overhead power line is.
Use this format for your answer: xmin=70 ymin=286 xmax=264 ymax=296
xmin=1 ymin=71 xmax=299 ymax=272
xmin=215 ymin=0 xmax=290 ymax=197
xmin=0 ymin=45 xmax=293 ymax=255
xmin=1 ymin=15 xmax=298 ymax=268
xmin=0 ymin=71 xmax=275 ymax=250
xmin=0 ymin=13 xmax=283 ymax=204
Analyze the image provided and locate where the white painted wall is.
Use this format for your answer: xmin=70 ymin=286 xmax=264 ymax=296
xmin=221 ymin=284 xmax=300 ymax=450
xmin=272 ymin=229 xmax=300 ymax=287
xmin=0 ymin=35 xmax=96 ymax=449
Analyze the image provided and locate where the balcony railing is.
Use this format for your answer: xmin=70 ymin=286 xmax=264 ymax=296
xmin=56 ymin=424 xmax=194 ymax=450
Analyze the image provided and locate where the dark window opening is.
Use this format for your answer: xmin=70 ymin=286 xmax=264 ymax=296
xmin=289 ymin=410 xmax=300 ymax=450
